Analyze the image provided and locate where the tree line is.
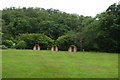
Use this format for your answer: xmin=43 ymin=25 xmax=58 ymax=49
xmin=1 ymin=3 xmax=120 ymax=53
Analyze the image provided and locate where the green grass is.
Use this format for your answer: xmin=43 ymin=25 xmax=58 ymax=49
xmin=2 ymin=50 xmax=118 ymax=78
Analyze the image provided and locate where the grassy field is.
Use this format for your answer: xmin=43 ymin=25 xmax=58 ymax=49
xmin=2 ymin=50 xmax=118 ymax=78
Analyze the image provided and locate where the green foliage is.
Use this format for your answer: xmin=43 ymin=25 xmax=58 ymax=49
xmin=16 ymin=41 xmax=26 ymax=49
xmin=56 ymin=35 xmax=75 ymax=51
xmin=96 ymin=3 xmax=120 ymax=53
xmin=74 ymin=17 xmax=100 ymax=51
xmin=3 ymin=40 xmax=14 ymax=48
xmin=0 ymin=45 xmax=8 ymax=49
xmin=2 ymin=7 xmax=81 ymax=40
xmin=2 ymin=4 xmax=120 ymax=53
xmin=18 ymin=34 xmax=54 ymax=49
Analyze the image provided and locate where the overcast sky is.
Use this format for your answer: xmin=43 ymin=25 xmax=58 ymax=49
xmin=0 ymin=0 xmax=119 ymax=17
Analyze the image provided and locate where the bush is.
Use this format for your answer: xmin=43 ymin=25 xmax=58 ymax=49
xmin=56 ymin=35 xmax=76 ymax=51
xmin=2 ymin=40 xmax=14 ymax=48
xmin=18 ymin=34 xmax=54 ymax=49
xmin=16 ymin=41 xmax=26 ymax=49
xmin=0 ymin=45 xmax=8 ymax=49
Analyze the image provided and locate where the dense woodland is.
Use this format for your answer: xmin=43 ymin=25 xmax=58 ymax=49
xmin=1 ymin=3 xmax=120 ymax=53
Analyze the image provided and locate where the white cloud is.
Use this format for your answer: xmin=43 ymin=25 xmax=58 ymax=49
xmin=0 ymin=0 xmax=119 ymax=17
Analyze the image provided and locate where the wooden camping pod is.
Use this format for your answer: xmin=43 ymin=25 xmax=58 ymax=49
xmin=68 ymin=45 xmax=77 ymax=53
xmin=33 ymin=44 xmax=40 ymax=50
xmin=51 ymin=45 xmax=58 ymax=51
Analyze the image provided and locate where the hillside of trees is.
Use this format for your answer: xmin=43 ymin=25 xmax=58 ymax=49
xmin=1 ymin=3 xmax=120 ymax=53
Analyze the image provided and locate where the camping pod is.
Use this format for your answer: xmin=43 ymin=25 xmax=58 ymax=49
xmin=33 ymin=44 xmax=40 ymax=50
xmin=51 ymin=45 xmax=58 ymax=51
xmin=68 ymin=45 xmax=77 ymax=53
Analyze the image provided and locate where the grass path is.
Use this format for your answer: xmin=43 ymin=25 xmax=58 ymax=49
xmin=2 ymin=50 xmax=118 ymax=78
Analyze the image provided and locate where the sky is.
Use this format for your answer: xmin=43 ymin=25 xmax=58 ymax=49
xmin=0 ymin=0 xmax=120 ymax=17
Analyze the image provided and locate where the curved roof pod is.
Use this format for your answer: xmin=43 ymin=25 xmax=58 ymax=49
xmin=68 ymin=45 xmax=77 ymax=53
xmin=51 ymin=45 xmax=58 ymax=51
xmin=33 ymin=44 xmax=40 ymax=50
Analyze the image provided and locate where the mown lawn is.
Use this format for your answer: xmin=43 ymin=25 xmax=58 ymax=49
xmin=2 ymin=50 xmax=118 ymax=78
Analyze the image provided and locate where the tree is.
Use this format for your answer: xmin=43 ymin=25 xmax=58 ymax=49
xmin=96 ymin=3 xmax=120 ymax=52
xmin=56 ymin=35 xmax=76 ymax=51
xmin=16 ymin=40 xmax=26 ymax=49
xmin=17 ymin=34 xmax=54 ymax=49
